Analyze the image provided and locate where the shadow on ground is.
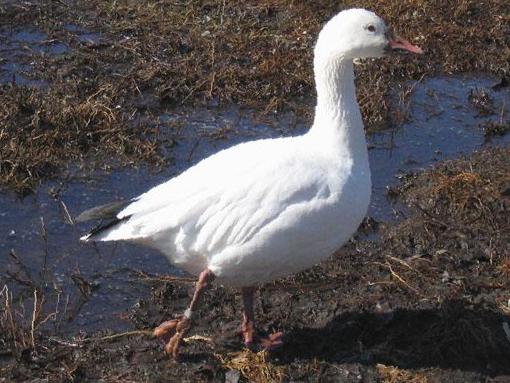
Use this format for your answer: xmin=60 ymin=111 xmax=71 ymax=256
xmin=275 ymin=301 xmax=510 ymax=375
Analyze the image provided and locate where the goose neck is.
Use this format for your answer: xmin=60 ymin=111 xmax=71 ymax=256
xmin=315 ymin=58 xmax=356 ymax=119
xmin=308 ymin=57 xmax=365 ymax=154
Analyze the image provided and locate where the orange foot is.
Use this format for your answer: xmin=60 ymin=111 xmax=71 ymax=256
xmin=245 ymin=332 xmax=284 ymax=352
xmin=153 ymin=317 xmax=191 ymax=359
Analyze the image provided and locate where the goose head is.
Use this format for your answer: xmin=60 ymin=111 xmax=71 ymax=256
xmin=314 ymin=8 xmax=423 ymax=63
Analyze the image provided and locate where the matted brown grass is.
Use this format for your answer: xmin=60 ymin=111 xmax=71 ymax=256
xmin=376 ymin=364 xmax=428 ymax=383
xmin=0 ymin=0 xmax=509 ymax=191
xmin=218 ymin=349 xmax=285 ymax=383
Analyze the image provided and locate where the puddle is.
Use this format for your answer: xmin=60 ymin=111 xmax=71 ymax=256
xmin=64 ymin=24 xmax=102 ymax=45
xmin=0 ymin=74 xmax=508 ymax=333
xmin=0 ymin=27 xmax=65 ymax=87
xmin=369 ymin=74 xmax=510 ymax=219
xmin=0 ymin=25 xmax=100 ymax=87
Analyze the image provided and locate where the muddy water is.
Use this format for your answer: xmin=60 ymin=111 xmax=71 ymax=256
xmin=1 ymin=75 xmax=509 ymax=333
xmin=369 ymin=75 xmax=510 ymax=220
xmin=0 ymin=25 xmax=99 ymax=87
xmin=0 ymin=28 xmax=63 ymax=87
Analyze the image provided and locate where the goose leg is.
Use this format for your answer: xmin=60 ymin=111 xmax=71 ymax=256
xmin=241 ymin=287 xmax=284 ymax=351
xmin=154 ymin=268 xmax=215 ymax=359
xmin=241 ymin=287 xmax=256 ymax=346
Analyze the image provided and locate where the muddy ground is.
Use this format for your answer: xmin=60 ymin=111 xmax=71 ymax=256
xmin=1 ymin=0 xmax=510 ymax=382
xmin=1 ymin=148 xmax=509 ymax=382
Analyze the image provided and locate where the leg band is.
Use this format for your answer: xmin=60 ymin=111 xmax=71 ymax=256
xmin=183 ymin=308 xmax=193 ymax=319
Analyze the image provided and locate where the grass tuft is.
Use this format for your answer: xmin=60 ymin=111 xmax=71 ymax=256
xmin=218 ymin=349 xmax=285 ymax=383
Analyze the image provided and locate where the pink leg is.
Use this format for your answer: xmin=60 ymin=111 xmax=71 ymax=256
xmin=154 ymin=269 xmax=215 ymax=359
xmin=241 ymin=287 xmax=256 ymax=346
xmin=241 ymin=287 xmax=284 ymax=351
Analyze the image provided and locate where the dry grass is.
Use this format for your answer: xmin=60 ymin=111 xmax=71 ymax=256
xmin=429 ymin=171 xmax=484 ymax=208
xmin=382 ymin=146 xmax=510 ymax=302
xmin=405 ymin=150 xmax=508 ymax=225
xmin=218 ymin=349 xmax=285 ymax=383
xmin=0 ymin=0 xmax=509 ymax=191
xmin=377 ymin=364 xmax=428 ymax=383
xmin=0 ymin=86 xmax=162 ymax=193
xmin=0 ymin=284 xmax=64 ymax=357
xmin=0 ymin=220 xmax=90 ymax=360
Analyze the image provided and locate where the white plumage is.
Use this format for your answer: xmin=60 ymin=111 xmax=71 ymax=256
xmin=83 ymin=132 xmax=370 ymax=286
xmin=81 ymin=9 xmax=421 ymax=288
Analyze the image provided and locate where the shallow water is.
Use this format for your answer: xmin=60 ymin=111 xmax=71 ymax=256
xmin=0 ymin=74 xmax=509 ymax=332
xmin=369 ymin=75 xmax=510 ymax=219
xmin=0 ymin=25 xmax=99 ymax=87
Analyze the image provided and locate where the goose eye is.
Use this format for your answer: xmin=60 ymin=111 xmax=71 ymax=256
xmin=367 ymin=24 xmax=376 ymax=32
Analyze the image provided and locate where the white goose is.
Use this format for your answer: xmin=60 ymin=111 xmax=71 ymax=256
xmin=79 ymin=8 xmax=422 ymax=358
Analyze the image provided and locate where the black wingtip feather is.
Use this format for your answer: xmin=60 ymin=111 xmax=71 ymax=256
xmin=85 ymin=215 xmax=131 ymax=239
xmin=78 ymin=199 xmax=137 ymax=240
xmin=76 ymin=200 xmax=133 ymax=223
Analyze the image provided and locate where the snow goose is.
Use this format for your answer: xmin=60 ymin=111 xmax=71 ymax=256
xmin=79 ymin=8 xmax=422 ymax=358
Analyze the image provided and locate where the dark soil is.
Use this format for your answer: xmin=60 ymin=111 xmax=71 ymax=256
xmin=1 ymin=147 xmax=509 ymax=382
xmin=1 ymin=0 xmax=509 ymax=191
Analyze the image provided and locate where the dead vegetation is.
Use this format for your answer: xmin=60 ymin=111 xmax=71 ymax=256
xmin=0 ymin=86 xmax=162 ymax=194
xmin=2 ymin=146 xmax=508 ymax=382
xmin=376 ymin=364 xmax=428 ymax=383
xmin=1 ymin=0 xmax=509 ymax=191
xmin=0 ymin=219 xmax=94 ymax=378
xmin=394 ymin=146 xmax=509 ymax=270
xmin=218 ymin=350 xmax=285 ymax=383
